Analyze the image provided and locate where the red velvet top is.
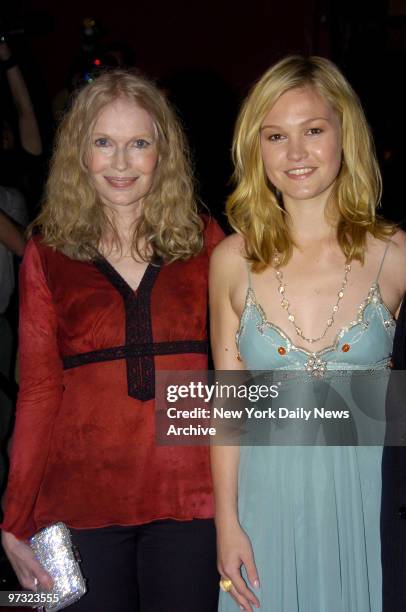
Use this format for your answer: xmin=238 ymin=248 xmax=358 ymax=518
xmin=1 ymin=217 xmax=224 ymax=540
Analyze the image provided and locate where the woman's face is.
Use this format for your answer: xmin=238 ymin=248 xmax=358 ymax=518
xmin=260 ymin=85 xmax=342 ymax=209
xmin=87 ymin=97 xmax=159 ymax=214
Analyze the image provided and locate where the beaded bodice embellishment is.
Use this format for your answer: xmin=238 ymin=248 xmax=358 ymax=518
xmin=303 ymin=356 xmax=327 ymax=377
xmin=237 ymin=282 xmax=395 ymax=375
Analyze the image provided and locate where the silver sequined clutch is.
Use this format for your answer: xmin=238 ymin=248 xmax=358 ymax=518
xmin=29 ymin=523 xmax=87 ymax=611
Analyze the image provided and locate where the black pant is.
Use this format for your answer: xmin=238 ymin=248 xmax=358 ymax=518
xmin=69 ymin=519 xmax=219 ymax=612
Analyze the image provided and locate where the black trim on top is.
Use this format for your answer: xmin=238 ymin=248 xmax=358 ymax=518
xmin=91 ymin=257 xmax=165 ymax=401
xmin=62 ymin=340 xmax=208 ymax=370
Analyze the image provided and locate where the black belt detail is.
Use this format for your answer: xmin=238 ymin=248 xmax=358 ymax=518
xmin=62 ymin=340 xmax=208 ymax=370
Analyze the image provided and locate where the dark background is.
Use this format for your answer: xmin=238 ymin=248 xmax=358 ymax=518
xmin=1 ymin=0 xmax=406 ymax=598
xmin=1 ymin=0 xmax=406 ymax=224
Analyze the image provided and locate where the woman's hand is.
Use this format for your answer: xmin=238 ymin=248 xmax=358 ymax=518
xmin=1 ymin=530 xmax=53 ymax=591
xmin=217 ymin=520 xmax=260 ymax=611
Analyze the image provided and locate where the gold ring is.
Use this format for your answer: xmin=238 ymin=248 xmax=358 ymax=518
xmin=219 ymin=578 xmax=233 ymax=593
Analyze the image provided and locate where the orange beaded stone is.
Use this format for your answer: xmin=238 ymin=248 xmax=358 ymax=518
xmin=278 ymin=346 xmax=286 ymax=355
xmin=342 ymin=343 xmax=350 ymax=352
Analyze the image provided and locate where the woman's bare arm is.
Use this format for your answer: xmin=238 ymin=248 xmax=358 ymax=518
xmin=0 ymin=210 xmax=25 ymax=256
xmin=0 ymin=42 xmax=42 ymax=156
xmin=209 ymin=237 xmax=260 ymax=611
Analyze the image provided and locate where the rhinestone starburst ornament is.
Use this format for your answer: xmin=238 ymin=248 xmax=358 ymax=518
xmin=304 ymin=356 xmax=327 ymax=377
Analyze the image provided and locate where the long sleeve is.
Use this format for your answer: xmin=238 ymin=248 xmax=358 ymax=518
xmin=1 ymin=239 xmax=63 ymax=539
xmin=1 ymin=228 xmax=219 ymax=535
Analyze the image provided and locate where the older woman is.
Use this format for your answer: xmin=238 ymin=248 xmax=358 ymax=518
xmin=210 ymin=56 xmax=406 ymax=612
xmin=1 ymin=70 xmax=223 ymax=612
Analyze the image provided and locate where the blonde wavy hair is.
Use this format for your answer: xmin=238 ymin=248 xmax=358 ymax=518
xmin=227 ymin=55 xmax=394 ymax=271
xmin=33 ymin=70 xmax=203 ymax=261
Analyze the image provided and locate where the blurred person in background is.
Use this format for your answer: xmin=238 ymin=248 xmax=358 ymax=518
xmin=0 ymin=39 xmax=32 ymax=494
xmin=0 ymin=195 xmax=27 ymax=495
xmin=381 ymin=298 xmax=406 ymax=612
xmin=0 ymin=40 xmax=43 ymax=217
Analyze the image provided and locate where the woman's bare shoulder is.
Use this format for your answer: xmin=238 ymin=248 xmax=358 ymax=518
xmin=368 ymin=229 xmax=406 ymax=261
xmin=211 ymin=232 xmax=245 ymax=258
xmin=210 ymin=233 xmax=247 ymax=270
xmin=210 ymin=233 xmax=247 ymax=285
xmin=389 ymin=228 xmax=406 ymax=250
xmin=385 ymin=229 xmax=406 ymax=267
xmin=384 ymin=229 xmax=406 ymax=293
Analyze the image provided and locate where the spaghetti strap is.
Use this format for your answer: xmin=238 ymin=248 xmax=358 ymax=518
xmin=376 ymin=241 xmax=390 ymax=283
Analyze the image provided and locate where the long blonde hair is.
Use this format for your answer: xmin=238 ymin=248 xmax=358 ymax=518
xmin=33 ymin=70 xmax=203 ymax=261
xmin=227 ymin=55 xmax=394 ymax=271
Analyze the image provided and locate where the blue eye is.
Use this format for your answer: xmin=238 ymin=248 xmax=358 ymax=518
xmin=94 ymin=137 xmax=109 ymax=147
xmin=133 ymin=139 xmax=150 ymax=149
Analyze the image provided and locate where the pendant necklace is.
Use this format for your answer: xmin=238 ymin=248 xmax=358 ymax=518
xmin=273 ymin=255 xmax=351 ymax=345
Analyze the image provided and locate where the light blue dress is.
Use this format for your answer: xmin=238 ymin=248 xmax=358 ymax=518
xmin=218 ymin=263 xmax=395 ymax=612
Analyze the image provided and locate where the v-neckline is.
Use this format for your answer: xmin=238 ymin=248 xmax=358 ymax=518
xmin=240 ymin=282 xmax=395 ymax=357
xmin=93 ymin=257 xmax=162 ymax=301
